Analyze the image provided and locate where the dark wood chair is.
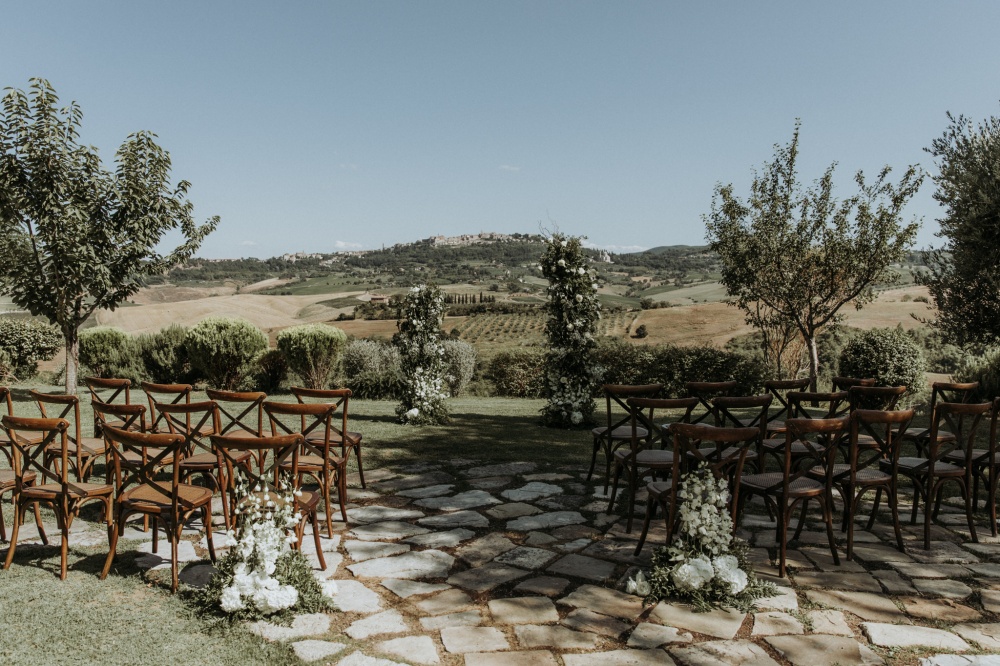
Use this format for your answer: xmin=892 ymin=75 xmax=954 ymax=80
xmin=589 ymin=384 xmax=663 ymax=491
xmin=264 ymin=400 xmax=350 ymax=535
xmin=633 ymin=423 xmax=759 ymax=555
xmin=712 ymin=394 xmax=772 ymax=473
xmin=84 ymin=377 xmax=132 ymax=437
xmin=31 ymin=390 xmax=109 ymax=483
xmin=2 ymin=415 xmax=114 ymax=579
xmin=0 ymin=396 xmax=46 ymax=541
xmin=100 ymin=427 xmax=216 ymax=592
xmin=760 ymin=391 xmax=847 ymax=471
xmin=762 ymin=378 xmax=811 ymax=436
xmin=684 ymin=380 xmax=738 ymax=424
xmin=830 ymin=377 xmax=875 ymax=416
xmin=140 ymin=382 xmax=193 ymax=433
xmin=740 ymin=417 xmax=845 ymax=576
xmin=949 ymin=398 xmax=1000 ymax=535
xmin=903 ymin=382 xmax=979 ymax=457
xmin=896 ymin=401 xmax=991 ymax=549
xmin=212 ymin=432 xmax=327 ymax=570
xmin=607 ymin=396 xmax=698 ymax=532
xmin=290 ymin=387 xmax=365 ymax=488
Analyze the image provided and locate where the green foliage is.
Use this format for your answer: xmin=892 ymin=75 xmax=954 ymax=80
xmin=186 ymin=317 xmax=268 ymax=390
xmin=276 ymin=324 xmax=348 ymax=389
xmin=346 ymin=371 xmax=404 ymax=400
xmin=634 ymin=324 xmax=648 ymax=339
xmin=540 ymin=234 xmax=602 ymax=427
xmin=919 ymin=108 xmax=1000 ymax=346
xmin=0 ymin=317 xmax=61 ymax=381
xmin=245 ymin=349 xmax=288 ymax=393
xmin=592 ymin=338 xmax=657 ymax=387
xmin=838 ymin=327 xmax=926 ymax=400
xmin=706 ymin=122 xmax=923 ymax=387
xmin=486 ymin=350 xmax=546 ymax=398
xmin=0 ymin=79 xmax=217 ymax=393
xmin=395 ymin=286 xmax=450 ymax=424
xmin=78 ymin=327 xmax=146 ymax=383
xmin=441 ymin=339 xmax=477 ymax=397
xmin=137 ymin=324 xmax=192 ymax=383
xmin=955 ymin=348 xmax=1000 ymax=402
xmin=342 ymin=339 xmax=403 ymax=400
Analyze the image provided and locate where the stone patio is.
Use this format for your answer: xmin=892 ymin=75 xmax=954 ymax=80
xmin=9 ymin=456 xmax=1000 ymax=665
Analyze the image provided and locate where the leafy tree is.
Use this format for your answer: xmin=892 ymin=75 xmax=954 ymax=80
xmin=705 ymin=124 xmax=923 ymax=389
xmin=918 ymin=109 xmax=1000 ymax=346
xmin=0 ymin=79 xmax=217 ymax=393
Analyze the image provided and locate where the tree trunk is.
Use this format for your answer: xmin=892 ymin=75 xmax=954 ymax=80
xmin=807 ymin=334 xmax=820 ymax=392
xmin=64 ymin=330 xmax=78 ymax=395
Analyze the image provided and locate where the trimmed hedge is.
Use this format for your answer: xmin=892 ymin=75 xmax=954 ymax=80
xmin=486 ymin=350 xmax=545 ymax=398
xmin=186 ymin=317 xmax=268 ymax=390
xmin=276 ymin=324 xmax=348 ymax=389
xmin=137 ymin=324 xmax=192 ymax=384
xmin=79 ymin=327 xmax=146 ymax=382
xmin=342 ymin=339 xmax=403 ymax=400
xmin=441 ymin=339 xmax=477 ymax=397
xmin=0 ymin=317 xmax=61 ymax=382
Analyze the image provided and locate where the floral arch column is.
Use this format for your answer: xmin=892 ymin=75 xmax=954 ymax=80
xmin=396 ymin=284 xmax=450 ymax=425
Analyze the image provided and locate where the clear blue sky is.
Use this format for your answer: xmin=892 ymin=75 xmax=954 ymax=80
xmin=3 ymin=2 xmax=999 ymax=258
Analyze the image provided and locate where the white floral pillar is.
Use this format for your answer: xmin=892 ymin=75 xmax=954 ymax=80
xmin=396 ymin=284 xmax=450 ymax=425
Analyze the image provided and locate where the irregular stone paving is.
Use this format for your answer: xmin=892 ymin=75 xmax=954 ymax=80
xmin=26 ymin=457 xmax=1000 ymax=665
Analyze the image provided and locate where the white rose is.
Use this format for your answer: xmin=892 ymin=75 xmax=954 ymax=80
xmin=220 ymin=585 xmax=245 ymax=612
xmin=405 ymin=408 xmax=420 ymax=419
xmin=557 ymin=259 xmax=566 ymax=267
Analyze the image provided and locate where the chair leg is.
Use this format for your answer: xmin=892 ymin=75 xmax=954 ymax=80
xmin=101 ymin=509 xmax=123 ymax=580
xmin=887 ymin=483 xmax=905 ymax=552
xmin=923 ymin=480 xmax=934 ymax=551
xmin=910 ymin=482 xmax=921 ymax=524
xmin=634 ymin=494 xmax=655 ymax=557
xmin=323 ymin=473 xmax=335 ymax=538
xmin=354 ymin=444 xmax=366 ymax=489
xmin=59 ymin=509 xmax=70 ymax=580
xmin=821 ymin=492 xmax=840 ymax=565
xmin=866 ymin=487 xmax=882 ymax=530
xmin=4 ymin=501 xmax=22 ymax=570
xmin=170 ymin=526 xmax=180 ymax=593
xmin=338 ymin=468 xmax=349 ymax=525
xmin=587 ymin=436 xmax=600 ymax=482
xmin=990 ymin=467 xmax=999 ymax=538
xmin=793 ymin=498 xmax=809 ymax=541
xmin=603 ymin=443 xmax=615 ymax=494
xmin=961 ymin=478 xmax=978 ymax=544
xmin=778 ymin=502 xmax=790 ymax=578
xmin=203 ymin=506 xmax=217 ymax=562
xmin=607 ymin=460 xmax=623 ymax=515
xmin=311 ymin=511 xmax=327 ymax=571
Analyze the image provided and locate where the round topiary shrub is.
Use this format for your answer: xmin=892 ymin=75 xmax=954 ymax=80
xmin=441 ymin=339 xmax=477 ymax=397
xmin=186 ymin=317 xmax=268 ymax=390
xmin=137 ymin=324 xmax=192 ymax=383
xmin=838 ymin=327 xmax=926 ymax=399
xmin=79 ymin=326 xmax=146 ymax=382
xmin=634 ymin=324 xmax=649 ymax=339
xmin=276 ymin=324 xmax=348 ymax=389
xmin=0 ymin=317 xmax=62 ymax=382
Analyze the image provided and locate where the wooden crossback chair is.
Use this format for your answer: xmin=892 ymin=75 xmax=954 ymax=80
xmin=607 ymin=396 xmax=698 ymax=533
xmin=2 ymin=415 xmax=114 ymax=579
xmin=830 ymin=377 xmax=875 ymax=416
xmin=141 ymin=382 xmax=193 ymax=433
xmin=84 ymin=377 xmax=132 ymax=437
xmin=740 ymin=417 xmax=846 ymax=577
xmin=207 ymin=389 xmax=267 ymax=468
xmin=760 ymin=391 xmax=847 ymax=471
xmin=634 ymin=423 xmax=759 ymax=555
xmin=951 ymin=398 xmax=1000 ymax=535
xmin=290 ymin=387 xmax=365 ymax=488
xmin=211 ymin=432 xmax=327 ymax=571
xmin=32 ymin=390 xmax=109 ymax=483
xmin=684 ymin=381 xmax=738 ymax=424
xmin=100 ymin=427 xmax=216 ymax=592
xmin=895 ymin=401 xmax=990 ymax=550
xmin=762 ymin=378 xmax=811 ymax=436
xmin=0 ymin=386 xmax=16 ymax=466
xmin=589 ymin=384 xmax=663 ymax=491
xmin=712 ymin=394 xmax=772 ymax=472
xmin=903 ymin=381 xmax=979 ymax=457
xmin=263 ymin=400 xmax=349 ymax=536
xmin=0 ymin=392 xmax=46 ymax=542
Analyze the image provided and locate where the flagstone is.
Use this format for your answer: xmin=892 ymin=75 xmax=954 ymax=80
xmin=396 ymin=484 xmax=455 ymax=499
xmin=902 ymin=597 xmax=982 ymax=623
xmin=751 ymin=611 xmax=804 ymax=636
xmin=418 ymin=510 xmax=489 ymax=528
xmin=792 ymin=571 xmax=882 ymax=593
xmin=561 ymin=608 xmax=631 ymax=637
xmin=965 ymin=563 xmax=1000 ymax=578
xmin=627 ymin=622 xmax=693 ymax=648
xmin=467 ymin=476 xmax=514 ymax=490
xmin=464 ymin=651 xmax=560 ymax=666
xmin=513 ymin=576 xmax=571 ymax=597
xmin=514 ymin=624 xmax=599 ymax=649
xmin=525 ymin=531 xmax=558 ymax=546
xmin=375 ymin=636 xmax=439 ymax=665
xmin=375 ymin=471 xmax=455 ymax=492
xmin=649 ymin=603 xmax=747 ymax=640
xmin=563 ymin=650 xmax=677 ymax=666
xmin=347 ymin=549 xmax=454 ymax=580
xmin=524 ymin=473 xmax=573 ymax=482
xmin=981 ymin=590 xmax=1000 ymax=613
xmin=556 ymin=538 xmax=593 ymax=553
xmin=448 ymin=563 xmax=529 ymax=592
xmin=346 ymin=610 xmax=408 ymax=640
xmin=754 ymin=585 xmax=799 ymax=611
xmin=291 ymin=640 xmax=347 ymax=662
xmin=581 ymin=539 xmax=650 ymax=565
xmin=907 ymin=541 xmax=980 ymax=564
xmin=558 ymin=584 xmax=646 ymax=620
xmin=337 ymin=651 xmax=408 ymax=666
xmin=440 ymin=626 xmax=509 ymax=653
xmin=918 ymin=656 xmax=1000 ymax=666
xmin=349 ymin=521 xmax=431 ymax=541
xmin=804 ymin=590 xmax=909 ymax=623
xmin=457 ymin=533 xmax=516 ymax=566
xmin=764 ymin=635 xmax=883 ymax=666
xmin=507 ymin=511 xmax=586 ymax=531
xmin=419 ymin=610 xmax=484 ymax=630
xmin=862 ymin=622 xmax=970 ymax=651
xmin=502 ymin=482 xmax=564 ymax=502
xmin=248 ymin=613 xmax=332 ymax=641
xmin=891 ymin=562 xmax=972 ymax=578
xmin=415 ymin=490 xmax=501 ymax=512
xmin=803 ymin=610 xmax=854 ymax=637
xmin=494 ymin=546 xmax=559 ymax=570
xmin=464 ymin=462 xmax=537 ymax=478
xmin=670 ymin=639 xmax=779 ymax=666
xmin=485 ymin=503 xmax=542 ymax=520
xmin=345 ymin=540 xmax=410 ymax=562
xmin=381 ymin=578 xmax=450 ymax=599
xmin=403 ymin=528 xmax=474 ymax=548
xmin=952 ymin=623 xmax=1000 ymax=650
xmin=330 ymin=579 xmax=383 ymax=613
xmin=871 ymin=569 xmax=918 ymax=595
xmin=850 ymin=544 xmax=914 ymax=563
xmin=913 ymin=578 xmax=974 ymax=599
xmin=489 ymin=597 xmax=560 ymax=624
xmin=413 ymin=589 xmax=475 ymax=615
xmin=345 ymin=506 xmax=424 ymax=524
xmin=800 ymin=549 xmax=866 ymax=573
xmin=546 ymin=553 xmax=616 ymax=581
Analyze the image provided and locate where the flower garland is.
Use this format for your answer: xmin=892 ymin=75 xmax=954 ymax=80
xmin=196 ymin=476 xmax=337 ymax=622
xmin=395 ymin=284 xmax=450 ymax=425
xmin=539 ymin=234 xmax=602 ymax=427
xmin=634 ymin=468 xmax=775 ymax=612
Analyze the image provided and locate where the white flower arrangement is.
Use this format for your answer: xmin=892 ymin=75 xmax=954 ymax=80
xmin=628 ymin=468 xmax=774 ymax=612
xmin=396 ymin=285 xmax=450 ymax=425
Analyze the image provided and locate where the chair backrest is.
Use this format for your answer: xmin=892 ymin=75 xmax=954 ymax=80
xmin=928 ymin=382 xmax=979 ymax=412
xmin=924 ymin=401 xmax=992 ymax=472
xmin=832 ymin=376 xmax=876 ymax=392
xmin=2 ymin=415 xmax=72 ymax=490
xmin=600 ymin=384 xmax=663 ymax=433
xmin=763 ymin=378 xmax=811 ymax=424
xmin=141 ymin=382 xmax=193 ymax=432
xmin=848 ymin=385 xmax=906 ymax=412
xmin=670 ymin=422 xmax=759 ymax=482
xmin=30 ymin=391 xmax=87 ymax=477
xmin=0 ymin=386 xmax=14 ymax=417
xmin=103 ymin=426 xmax=188 ymax=512
xmin=156 ymin=401 xmax=220 ymax=456
xmin=684 ymin=381 xmax=738 ymax=424
xmin=779 ymin=417 xmax=848 ymax=490
xmin=92 ymin=399 xmax=147 ymax=435
xmin=847 ymin=408 xmax=914 ymax=480
xmin=206 ymin=389 xmax=266 ymax=438
xmin=263 ymin=401 xmax=344 ymax=466
xmin=625 ymin=396 xmax=698 ymax=451
xmin=85 ymin=377 xmax=132 ymax=436
xmin=211 ymin=432 xmax=306 ymax=495
xmin=713 ymin=394 xmax=773 ymax=442
xmin=788 ymin=391 xmax=849 ymax=420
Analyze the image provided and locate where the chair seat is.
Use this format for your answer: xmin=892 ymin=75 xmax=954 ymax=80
xmin=740 ymin=472 xmax=825 ymax=497
xmin=894 ymin=457 xmax=964 ymax=476
xmin=696 ymin=446 xmax=758 ymax=461
xmin=281 ymin=454 xmax=346 ymax=472
xmin=181 ymin=450 xmax=252 ymax=469
xmin=23 ymin=482 xmax=114 ymax=499
xmin=646 ymin=480 xmax=674 ymax=499
xmin=948 ymin=449 xmax=1000 ymax=466
xmin=305 ymin=431 xmax=363 ymax=446
xmin=762 ymin=438 xmax=817 ymax=455
xmin=904 ymin=427 xmax=956 ymax=443
xmin=592 ymin=426 xmax=648 ymax=441
xmin=813 ymin=464 xmax=889 ymax=484
xmin=122 ymin=482 xmax=213 ymax=509
xmin=0 ymin=470 xmax=37 ymax=486
xmin=120 ymin=449 xmax=177 ymax=466
xmin=636 ymin=449 xmax=673 ymax=466
xmin=48 ymin=437 xmax=108 ymax=457
xmin=765 ymin=420 xmax=787 ymax=434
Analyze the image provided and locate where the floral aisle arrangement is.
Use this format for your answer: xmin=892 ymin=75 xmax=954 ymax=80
xmin=395 ymin=284 xmax=450 ymax=425
xmin=196 ymin=476 xmax=337 ymax=622
xmin=539 ymin=233 xmax=602 ymax=427
xmin=636 ymin=469 xmax=775 ymax=612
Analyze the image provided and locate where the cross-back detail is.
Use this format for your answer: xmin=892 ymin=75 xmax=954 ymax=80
xmin=290 ymin=387 xmax=352 ymax=440
xmin=599 ymin=384 xmax=663 ymax=434
xmin=85 ymin=377 xmax=131 ymax=407
xmin=2 ymin=415 xmax=72 ymax=489
xmin=141 ymin=382 xmax=193 ymax=432
xmin=211 ymin=433 xmax=304 ymax=493
xmin=764 ymin=417 xmax=847 ymax=494
xmin=670 ymin=422 xmax=759 ymax=480
xmin=206 ymin=389 xmax=266 ymax=438
xmin=92 ymin=399 xmax=147 ymax=434
xmin=0 ymin=386 xmax=14 ymax=417
xmin=928 ymin=382 xmax=979 ymax=412
xmin=764 ymin=379 xmax=811 ymax=424
xmin=916 ymin=401 xmax=991 ymax=474
xmin=831 ymin=376 xmax=876 ymax=392
xmin=713 ymin=395 xmax=772 ymax=439
xmin=848 ymin=385 xmax=906 ymax=412
xmin=788 ymin=391 xmax=848 ymax=420
xmin=847 ymin=408 xmax=914 ymax=481
xmin=103 ymin=426 xmax=189 ymax=508
xmin=625 ymin=397 xmax=698 ymax=453
xmin=684 ymin=381 xmax=738 ymax=424
xmin=263 ymin=401 xmax=343 ymax=466
xmin=157 ymin=401 xmax=219 ymax=456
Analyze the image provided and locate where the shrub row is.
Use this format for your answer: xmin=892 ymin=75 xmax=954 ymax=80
xmin=0 ymin=317 xmax=62 ymax=382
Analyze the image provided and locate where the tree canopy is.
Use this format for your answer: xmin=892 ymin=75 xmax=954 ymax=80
xmin=919 ymin=109 xmax=1000 ymax=347
xmin=0 ymin=78 xmax=217 ymax=392
xmin=705 ymin=124 xmax=923 ymax=388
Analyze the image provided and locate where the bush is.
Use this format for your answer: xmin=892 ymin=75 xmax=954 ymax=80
xmin=0 ymin=317 xmax=62 ymax=382
xmin=955 ymin=348 xmax=1000 ymax=402
xmin=137 ymin=324 xmax=192 ymax=383
xmin=276 ymin=324 xmax=348 ymax=389
xmin=186 ymin=317 xmax=268 ymax=390
xmin=838 ymin=327 xmax=926 ymax=400
xmin=634 ymin=324 xmax=648 ymax=339
xmin=342 ymin=339 xmax=403 ymax=400
xmin=78 ymin=327 xmax=146 ymax=382
xmin=593 ymin=338 xmax=657 ymax=386
xmin=441 ymin=339 xmax=477 ymax=397
xmin=243 ymin=349 xmax=288 ymax=393
xmin=346 ymin=370 xmax=404 ymax=400
xmin=487 ymin=350 xmax=545 ymax=397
